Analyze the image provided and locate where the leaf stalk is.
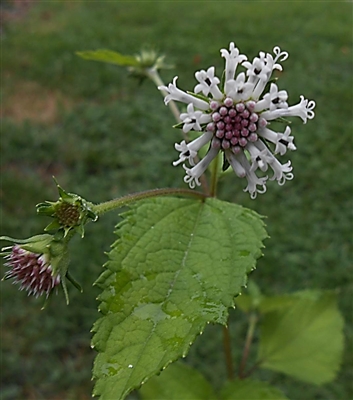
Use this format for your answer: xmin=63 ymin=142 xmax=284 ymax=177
xmin=223 ymin=324 xmax=234 ymax=380
xmin=146 ymin=68 xmax=181 ymax=123
xmin=92 ymin=188 xmax=207 ymax=216
xmin=239 ymin=312 xmax=258 ymax=379
xmin=146 ymin=68 xmax=210 ymax=196
xmin=210 ymin=154 xmax=220 ymax=197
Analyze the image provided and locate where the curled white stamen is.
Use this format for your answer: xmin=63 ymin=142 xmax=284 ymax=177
xmin=273 ymin=46 xmax=289 ymax=64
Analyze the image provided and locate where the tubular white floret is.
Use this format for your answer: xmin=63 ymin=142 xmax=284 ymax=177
xmin=173 ymin=141 xmax=197 ymax=166
xmin=257 ymin=83 xmax=289 ymax=112
xmin=253 ymin=93 xmax=272 ymax=113
xmin=268 ymin=158 xmax=294 ymax=184
xmin=243 ymin=56 xmax=269 ymax=84
xmin=261 ymin=95 xmax=316 ymax=123
xmin=247 ymin=142 xmax=272 ymax=173
xmin=234 ymin=151 xmax=268 ymax=198
xmin=194 ymin=67 xmax=223 ymax=100
xmin=225 ymin=73 xmax=254 ymax=101
xmin=257 ymin=126 xmax=279 ymax=144
xmin=244 ymin=171 xmax=268 ymax=199
xmin=270 ymin=84 xmax=288 ymax=110
xmin=158 ymin=77 xmax=209 ymax=110
xmin=180 ymin=103 xmax=212 ymax=133
xmin=173 ymin=130 xmax=214 ymax=166
xmin=243 ymin=48 xmax=288 ymax=100
xmin=248 ymin=58 xmax=273 ymax=100
xmin=183 ymin=146 xmax=219 ymax=188
xmin=220 ymin=42 xmax=247 ymax=82
xmin=275 ymin=126 xmax=296 ymax=155
xmin=225 ymin=151 xmax=246 ymax=178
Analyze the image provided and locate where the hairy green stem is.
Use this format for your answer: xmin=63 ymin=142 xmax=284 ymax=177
xmin=210 ymin=154 xmax=220 ymax=197
xmin=146 ymin=68 xmax=181 ymax=123
xmin=241 ymin=359 xmax=262 ymax=380
xmin=223 ymin=324 xmax=234 ymax=380
xmin=91 ymin=188 xmax=206 ymax=216
xmin=239 ymin=313 xmax=258 ymax=379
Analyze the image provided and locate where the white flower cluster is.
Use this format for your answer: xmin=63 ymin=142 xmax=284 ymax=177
xmin=159 ymin=42 xmax=316 ymax=198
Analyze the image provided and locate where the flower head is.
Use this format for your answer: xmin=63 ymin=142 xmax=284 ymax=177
xmin=3 ymin=244 xmax=60 ymax=298
xmin=133 ymin=48 xmax=172 ymax=72
xmin=1 ymin=233 xmax=79 ymax=304
xmin=1 ymin=234 xmax=66 ymax=298
xmin=159 ymin=42 xmax=316 ymax=198
xmin=127 ymin=48 xmax=173 ymax=83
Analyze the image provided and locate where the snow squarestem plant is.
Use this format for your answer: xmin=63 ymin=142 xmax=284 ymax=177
xmin=1 ymin=42 xmax=344 ymax=400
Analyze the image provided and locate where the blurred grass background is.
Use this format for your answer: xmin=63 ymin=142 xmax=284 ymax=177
xmin=0 ymin=1 xmax=352 ymax=399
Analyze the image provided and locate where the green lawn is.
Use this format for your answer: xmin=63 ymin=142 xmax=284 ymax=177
xmin=1 ymin=1 xmax=352 ymax=399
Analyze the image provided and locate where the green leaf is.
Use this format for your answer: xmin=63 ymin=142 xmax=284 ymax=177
xmin=221 ymin=379 xmax=289 ymax=400
xmin=235 ymin=288 xmax=294 ymax=314
xmin=234 ymin=293 xmax=253 ymax=313
xmin=139 ymin=362 xmax=216 ymax=400
xmin=258 ymin=290 xmax=344 ymax=385
xmin=76 ymin=49 xmax=139 ymax=67
xmin=92 ymin=197 xmax=267 ymax=399
xmin=234 ymin=280 xmax=263 ymax=312
xmin=258 ymin=294 xmax=297 ymax=313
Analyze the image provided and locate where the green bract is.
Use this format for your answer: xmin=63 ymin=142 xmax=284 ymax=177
xmin=1 ymin=233 xmax=68 ymax=278
xmin=76 ymin=48 xmax=172 ymax=81
xmin=36 ymin=180 xmax=98 ymax=237
xmin=92 ymin=196 xmax=267 ymax=399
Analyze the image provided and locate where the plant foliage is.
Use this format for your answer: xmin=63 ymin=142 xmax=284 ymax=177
xmin=76 ymin=49 xmax=139 ymax=67
xmin=92 ymin=197 xmax=267 ymax=399
xmin=258 ymin=290 xmax=344 ymax=385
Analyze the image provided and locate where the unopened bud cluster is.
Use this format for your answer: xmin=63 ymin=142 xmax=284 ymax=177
xmin=209 ymin=99 xmax=264 ymax=153
xmin=1 ymin=180 xmax=95 ymax=303
xmin=1 ymin=234 xmax=69 ymax=301
xmin=4 ymin=245 xmax=60 ymax=298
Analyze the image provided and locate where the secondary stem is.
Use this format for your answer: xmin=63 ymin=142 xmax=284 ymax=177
xmin=238 ymin=313 xmax=258 ymax=379
xmin=223 ymin=324 xmax=234 ymax=380
xmin=210 ymin=154 xmax=220 ymax=197
xmin=146 ymin=68 xmax=181 ymax=123
xmin=91 ymin=187 xmax=206 ymax=216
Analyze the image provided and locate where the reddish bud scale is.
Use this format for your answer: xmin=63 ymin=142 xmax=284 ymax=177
xmin=4 ymin=245 xmax=60 ymax=297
